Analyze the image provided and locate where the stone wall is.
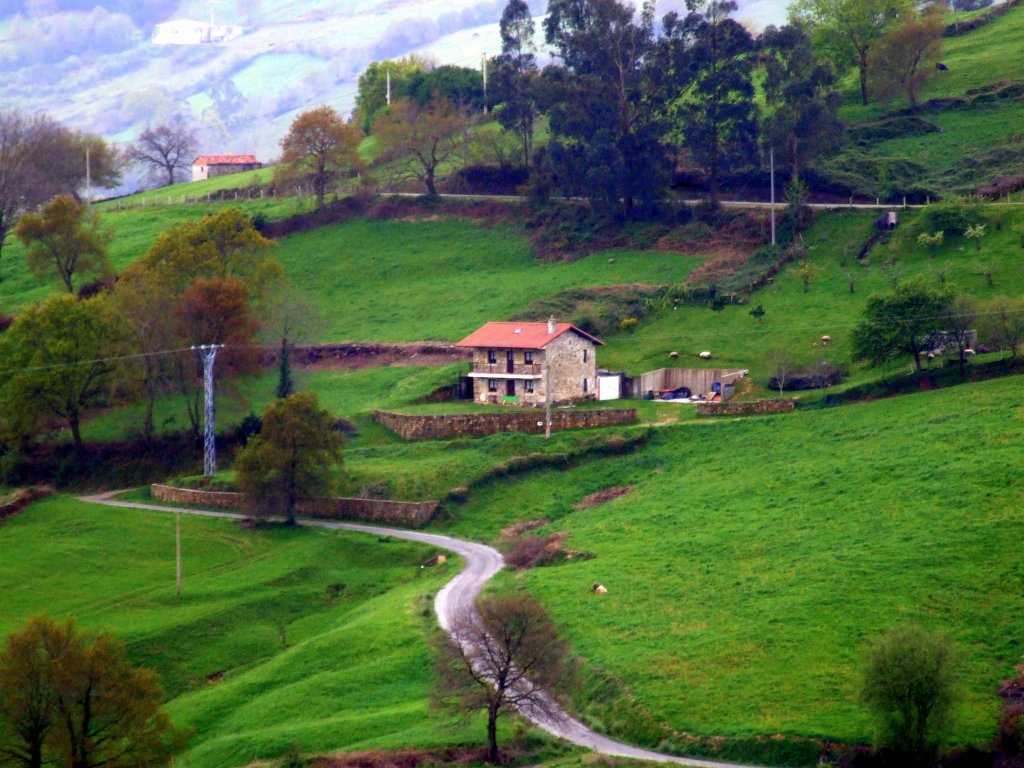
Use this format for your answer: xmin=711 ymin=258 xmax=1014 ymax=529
xmin=375 ymin=408 xmax=636 ymax=441
xmin=0 ymin=486 xmax=54 ymax=521
xmin=150 ymin=485 xmax=438 ymax=528
xmin=696 ymin=399 xmax=796 ymax=416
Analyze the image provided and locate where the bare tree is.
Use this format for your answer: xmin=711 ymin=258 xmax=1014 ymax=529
xmin=0 ymin=111 xmax=120 ymax=283
xmin=374 ymin=96 xmax=471 ymax=196
xmin=436 ymin=593 xmax=569 ymax=763
xmin=0 ymin=111 xmax=34 ymax=283
xmin=767 ymin=346 xmax=799 ymax=396
xmin=128 ymin=116 xmax=197 ymax=187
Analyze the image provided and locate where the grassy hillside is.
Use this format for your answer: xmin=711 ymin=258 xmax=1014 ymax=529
xmin=275 ymin=218 xmax=703 ymax=342
xmin=442 ymin=374 xmax=1024 ymax=753
xmin=833 ymin=5 xmax=1024 ymax=197
xmin=0 ymin=497 xmax=477 ymax=768
xmin=599 ymin=205 xmax=1024 ymax=388
xmin=0 ymin=196 xmax=306 ymax=314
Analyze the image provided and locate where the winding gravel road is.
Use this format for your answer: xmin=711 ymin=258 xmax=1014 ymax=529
xmin=81 ymin=494 xmax=761 ymax=768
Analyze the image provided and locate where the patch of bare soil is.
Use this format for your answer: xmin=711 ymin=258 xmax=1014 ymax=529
xmin=498 ymin=518 xmax=551 ymax=543
xmin=501 ymin=524 xmax=595 ymax=570
xmin=276 ymin=343 xmax=471 ymax=372
xmin=684 ymin=249 xmax=753 ymax=287
xmin=0 ymin=486 xmax=55 ymax=523
xmin=314 ymin=747 xmax=489 ymax=768
xmin=573 ymin=485 xmax=636 ymax=510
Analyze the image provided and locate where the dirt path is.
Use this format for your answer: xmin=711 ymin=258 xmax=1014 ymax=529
xmin=79 ymin=492 xmax=762 ymax=768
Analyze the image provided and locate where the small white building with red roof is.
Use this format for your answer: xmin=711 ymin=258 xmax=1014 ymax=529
xmin=192 ymin=155 xmax=263 ymax=182
xmin=456 ymin=318 xmax=603 ymax=406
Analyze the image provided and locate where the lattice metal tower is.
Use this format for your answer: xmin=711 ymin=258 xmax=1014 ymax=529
xmin=193 ymin=344 xmax=224 ymax=476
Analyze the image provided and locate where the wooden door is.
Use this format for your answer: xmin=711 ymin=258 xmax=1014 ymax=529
xmin=506 ymin=350 xmax=515 ymax=373
xmin=506 ymin=379 xmax=516 ymax=397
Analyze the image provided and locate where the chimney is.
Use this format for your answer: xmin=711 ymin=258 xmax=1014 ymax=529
xmin=547 ymin=316 xmax=556 ymax=335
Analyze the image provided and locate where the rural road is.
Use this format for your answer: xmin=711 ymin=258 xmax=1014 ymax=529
xmin=81 ymin=493 xmax=763 ymax=768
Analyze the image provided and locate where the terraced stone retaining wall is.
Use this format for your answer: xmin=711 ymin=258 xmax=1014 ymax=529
xmin=150 ymin=485 xmax=438 ymax=528
xmin=696 ymin=399 xmax=795 ymax=416
xmin=375 ymin=408 xmax=637 ymax=441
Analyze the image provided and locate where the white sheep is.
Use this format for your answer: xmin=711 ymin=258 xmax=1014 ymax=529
xmin=592 ymin=582 xmax=608 ymax=595
xmin=699 ymin=351 xmax=712 ymax=360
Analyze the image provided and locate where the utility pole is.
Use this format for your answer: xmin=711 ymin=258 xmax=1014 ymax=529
xmin=85 ymin=146 xmax=92 ymax=207
xmin=482 ymin=53 xmax=488 ymax=114
xmin=386 ymin=67 xmax=391 ymax=107
xmin=769 ymin=146 xmax=776 ymax=247
xmin=544 ymin=363 xmax=552 ymax=439
xmin=192 ymin=344 xmax=225 ymax=476
xmin=176 ymin=512 xmax=183 ymax=596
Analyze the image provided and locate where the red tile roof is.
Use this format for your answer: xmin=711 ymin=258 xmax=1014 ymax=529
xmin=456 ymin=322 xmax=603 ymax=350
xmin=193 ymin=155 xmax=260 ymax=166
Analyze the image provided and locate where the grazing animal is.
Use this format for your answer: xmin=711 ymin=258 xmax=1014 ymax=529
xmin=592 ymin=582 xmax=608 ymax=595
xmin=699 ymin=351 xmax=712 ymax=360
xmin=964 ymin=348 xmax=976 ymax=356
xmin=936 ymin=62 xmax=949 ymax=71
xmin=821 ymin=335 xmax=832 ymax=346
xmin=669 ymin=351 xmax=679 ymax=359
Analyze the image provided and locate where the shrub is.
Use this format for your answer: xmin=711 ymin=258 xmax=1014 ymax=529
xmin=619 ymin=316 xmax=639 ymax=332
xmin=995 ymin=704 xmax=1024 ymax=757
xmin=924 ymin=197 xmax=986 ymax=236
xmin=861 ymin=626 xmax=957 ymax=766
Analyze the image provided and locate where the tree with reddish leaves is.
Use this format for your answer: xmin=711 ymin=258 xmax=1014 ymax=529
xmin=173 ymin=276 xmax=261 ymax=440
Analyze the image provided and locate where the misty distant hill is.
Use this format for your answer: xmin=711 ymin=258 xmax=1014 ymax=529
xmin=0 ymin=0 xmax=787 ymax=181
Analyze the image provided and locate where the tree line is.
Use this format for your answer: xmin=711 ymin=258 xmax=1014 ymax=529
xmin=334 ymin=0 xmax=950 ymax=211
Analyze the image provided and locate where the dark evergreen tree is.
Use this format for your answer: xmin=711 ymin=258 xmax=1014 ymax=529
xmin=760 ymin=22 xmax=842 ymax=184
xmin=678 ymin=0 xmax=759 ymax=202
xmin=542 ymin=0 xmax=666 ymax=217
xmin=493 ymin=0 xmax=539 ymax=167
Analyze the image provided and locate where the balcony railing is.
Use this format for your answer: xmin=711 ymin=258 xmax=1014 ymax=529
xmin=473 ymin=362 xmax=543 ymax=376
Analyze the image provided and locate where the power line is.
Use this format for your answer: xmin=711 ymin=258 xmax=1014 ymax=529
xmin=2 ymin=301 xmax=1023 ymax=379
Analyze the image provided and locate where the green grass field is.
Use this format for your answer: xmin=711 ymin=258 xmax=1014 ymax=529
xmin=835 ymin=5 xmax=1024 ymax=196
xmin=275 ymin=218 xmax=704 ymax=342
xmin=599 ymin=205 xmax=1024 ymax=390
xmin=0 ymin=497 xmax=477 ymax=768
xmin=0 ymin=196 xmax=309 ymax=315
xmin=442 ymin=374 xmax=1024 ymax=754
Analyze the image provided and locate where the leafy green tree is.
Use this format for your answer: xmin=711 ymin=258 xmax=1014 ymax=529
xmin=136 ymin=207 xmax=280 ymax=299
xmin=493 ymin=0 xmax=539 ymax=167
xmin=542 ymin=0 xmax=665 ymax=215
xmin=760 ymin=21 xmax=841 ymax=184
xmin=279 ymin=106 xmax=364 ymax=211
xmin=0 ymin=616 xmax=178 ymax=768
xmin=791 ymin=0 xmax=914 ymax=106
xmin=679 ymin=0 xmax=760 ymax=203
xmin=15 ymin=195 xmax=111 ymax=294
xmin=403 ymin=65 xmax=485 ymax=111
xmin=354 ymin=55 xmax=432 ymax=133
xmin=852 ymin=282 xmax=949 ymax=371
xmin=0 ymin=295 xmax=117 ymax=455
xmin=235 ymin=392 xmax=344 ymax=526
xmin=861 ymin=626 xmax=956 ymax=766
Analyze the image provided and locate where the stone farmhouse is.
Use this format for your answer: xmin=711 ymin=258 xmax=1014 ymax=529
xmin=192 ymin=155 xmax=263 ymax=182
xmin=456 ymin=319 xmax=603 ymax=406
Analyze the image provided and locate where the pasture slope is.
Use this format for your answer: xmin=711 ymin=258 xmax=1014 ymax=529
xmin=441 ymin=374 xmax=1024 ymax=760
xmin=0 ymin=497 xmax=479 ymax=768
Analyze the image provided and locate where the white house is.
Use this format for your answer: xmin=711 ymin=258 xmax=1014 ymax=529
xmin=153 ymin=19 xmax=244 ymax=45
